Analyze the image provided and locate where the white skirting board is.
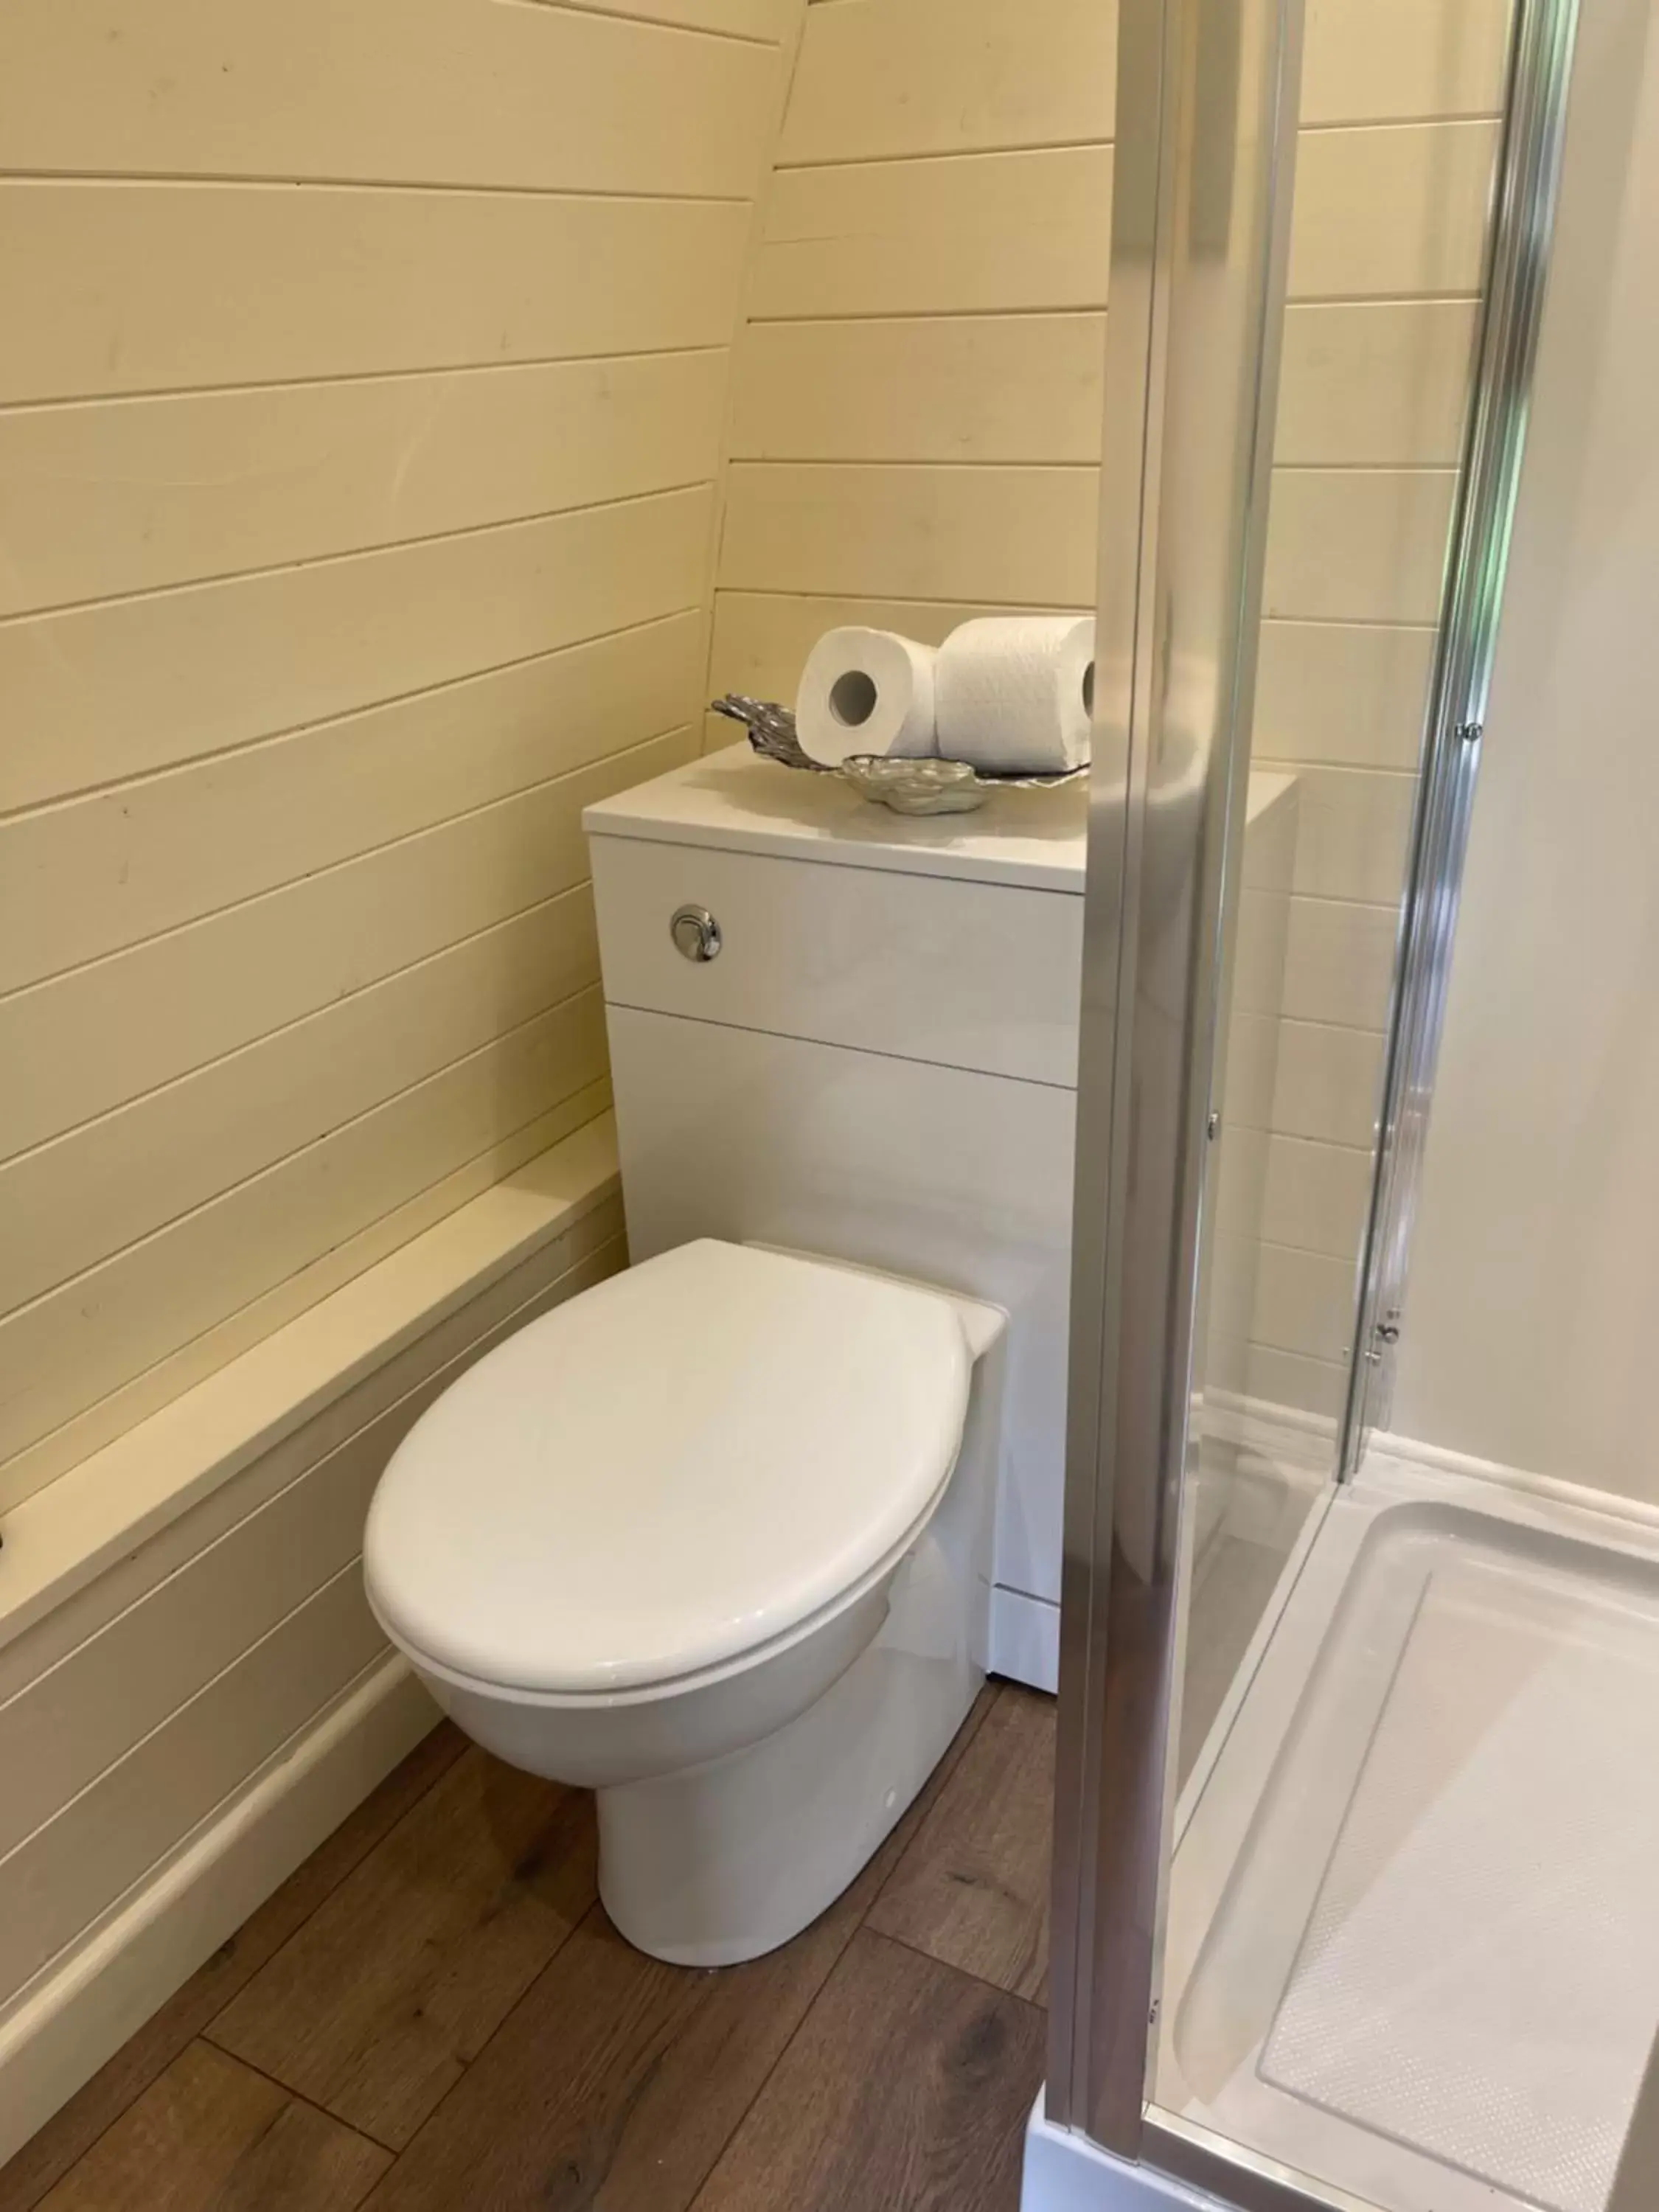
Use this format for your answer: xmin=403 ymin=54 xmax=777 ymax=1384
xmin=0 ymin=1655 xmax=437 ymax=2170
xmin=990 ymin=1583 xmax=1060 ymax=1692
xmin=1022 ymin=2096 xmax=1217 ymax=2211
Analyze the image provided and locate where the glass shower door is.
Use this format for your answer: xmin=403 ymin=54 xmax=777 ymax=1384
xmin=1046 ymin=0 xmax=1309 ymax=2157
xmin=1048 ymin=0 xmax=1588 ymax=2204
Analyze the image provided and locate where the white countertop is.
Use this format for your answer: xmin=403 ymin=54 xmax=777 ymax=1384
xmin=585 ymin=742 xmax=1293 ymax=896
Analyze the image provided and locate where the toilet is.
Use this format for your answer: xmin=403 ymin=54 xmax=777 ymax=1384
xmin=364 ymin=742 xmax=1052 ymax=1967
xmin=366 ymin=1239 xmax=1003 ymax=1965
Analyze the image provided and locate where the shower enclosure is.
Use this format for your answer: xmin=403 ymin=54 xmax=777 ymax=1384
xmin=1035 ymin=0 xmax=1659 ymax=2205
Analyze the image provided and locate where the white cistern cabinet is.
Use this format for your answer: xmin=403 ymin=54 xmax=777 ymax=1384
xmin=585 ymin=742 xmax=1088 ymax=1688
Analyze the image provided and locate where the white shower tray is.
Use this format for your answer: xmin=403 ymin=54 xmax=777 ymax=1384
xmin=1158 ymin=1455 xmax=1659 ymax=2212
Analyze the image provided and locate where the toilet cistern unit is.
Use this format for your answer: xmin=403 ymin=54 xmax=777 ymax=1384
xmin=363 ymin=742 xmax=1082 ymax=1969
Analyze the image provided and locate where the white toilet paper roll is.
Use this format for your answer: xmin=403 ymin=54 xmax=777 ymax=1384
xmin=934 ymin=615 xmax=1096 ymax=773
xmin=795 ymin=627 xmax=939 ymax=767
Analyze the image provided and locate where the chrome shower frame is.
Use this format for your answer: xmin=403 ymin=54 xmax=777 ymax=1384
xmin=1338 ymin=0 xmax=1583 ymax=1472
xmin=1046 ymin=0 xmax=1583 ymax=2196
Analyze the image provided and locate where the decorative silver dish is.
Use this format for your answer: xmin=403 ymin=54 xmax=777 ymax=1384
xmin=710 ymin=695 xmax=1087 ymax=816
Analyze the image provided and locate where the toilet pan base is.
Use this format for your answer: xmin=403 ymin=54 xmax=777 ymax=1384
xmin=395 ymin=1285 xmax=1006 ymax=1967
xmin=597 ymin=1534 xmax=984 ymax=1966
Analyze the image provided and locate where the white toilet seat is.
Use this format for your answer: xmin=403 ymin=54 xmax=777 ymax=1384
xmin=363 ymin=1239 xmax=974 ymax=1703
xmin=376 ymin=1499 xmax=931 ymax=1711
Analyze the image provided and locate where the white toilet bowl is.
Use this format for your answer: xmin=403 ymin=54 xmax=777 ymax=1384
xmin=364 ymin=1239 xmax=1004 ymax=1966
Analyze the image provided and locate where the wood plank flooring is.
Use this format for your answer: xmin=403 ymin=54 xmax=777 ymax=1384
xmin=3 ymin=1682 xmax=1054 ymax=2212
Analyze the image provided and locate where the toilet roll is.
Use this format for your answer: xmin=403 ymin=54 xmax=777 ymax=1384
xmin=934 ymin=616 xmax=1096 ymax=774
xmin=795 ymin=627 xmax=939 ymax=767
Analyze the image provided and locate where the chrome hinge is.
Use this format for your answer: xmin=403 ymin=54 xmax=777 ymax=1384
xmin=1365 ymin=1318 xmax=1402 ymax=1366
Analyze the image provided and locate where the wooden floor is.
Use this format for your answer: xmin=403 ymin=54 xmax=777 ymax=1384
xmin=0 ymin=1681 xmax=1054 ymax=2212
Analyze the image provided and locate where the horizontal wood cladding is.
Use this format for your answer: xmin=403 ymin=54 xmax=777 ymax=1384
xmin=1289 ymin=122 xmax=1500 ymax=299
xmin=0 ymin=349 xmax=729 ymax=618
xmin=730 ymin=302 xmax=1478 ymax=468
xmin=0 ymin=727 xmax=695 ymax=1166
xmin=777 ymin=0 xmax=1509 ymax=167
xmin=0 ymin=187 xmax=752 ymax=406
xmin=0 ymin=993 xmax=611 ymax=1467
xmin=719 ymin=462 xmax=1099 ymax=605
xmin=1262 ymin=468 xmax=1457 ymax=626
xmin=709 ymin=597 xmax=1436 ymax=778
xmin=0 ymin=484 xmax=712 ymax=813
xmin=0 ymin=6 xmax=786 ymax=1929
xmin=1300 ymin=0 xmax=1513 ymax=124
xmin=1253 ymin=621 xmax=1437 ymax=770
xmin=1275 ymin=300 xmax=1479 ymax=465
xmin=778 ymin=0 xmax=1117 ymax=166
xmin=745 ymin=121 xmax=1495 ymax=324
xmin=731 ymin=315 xmax=1107 ymax=465
xmin=751 ymin=147 xmax=1116 ymax=321
xmin=0 ymin=1568 xmax=390 ymax=2006
xmin=0 ymin=613 xmax=703 ymax=999
xmin=544 ymin=0 xmax=790 ymax=35
xmin=0 ymin=0 xmax=781 ymax=196
xmin=717 ymin=462 xmax=1456 ymax=625
xmin=775 ymin=0 xmax=1511 ymax=161
xmin=0 ymin=1208 xmax=622 ymax=1877
xmin=0 ymin=908 xmax=601 ymax=1316
xmin=0 ymin=1129 xmax=622 ymax=1647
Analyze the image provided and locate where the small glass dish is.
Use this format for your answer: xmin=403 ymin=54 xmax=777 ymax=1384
xmin=839 ymin=754 xmax=988 ymax=815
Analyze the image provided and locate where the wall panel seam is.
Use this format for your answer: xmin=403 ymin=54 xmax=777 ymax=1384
xmin=1281 ymin=891 xmax=1411 ymax=914
xmin=0 ymin=1222 xmax=626 ymax=1709
xmin=0 ymin=171 xmax=753 ymax=206
xmin=745 ymin=302 xmax=1114 ymax=324
xmin=0 ymin=1081 xmax=616 ymax=1504
xmin=1256 ymin=1234 xmax=1371 ymax=1265
xmin=726 ymin=456 xmax=1101 ymax=472
xmin=735 ymin=309 xmax=1109 ymax=330
xmin=0 ymin=615 xmax=700 ymax=833
xmin=772 ymin=135 xmax=1113 ymax=173
xmin=713 ymin=584 xmax=1087 ymax=610
xmin=499 ymin=0 xmax=782 ymax=48
xmin=0 ymin=343 xmax=729 ymax=422
xmin=0 ymin=987 xmax=608 ymax=1331
xmin=1275 ymin=1012 xmax=1394 ymax=1041
xmin=698 ymin=0 xmax=813 ymax=738
xmin=1283 ymin=288 xmax=1495 ymax=307
xmin=1272 ymin=461 xmax=1460 ymax=476
xmin=0 ymin=726 xmax=685 ymax=1026
xmin=0 ymin=342 xmax=731 ymax=418
xmin=0 ymin=1644 xmax=406 ymax=2031
xmin=1258 ymin=611 xmax=1440 ymax=633
xmin=1251 ymin=757 xmax=1419 ymax=782
xmin=0 ymin=887 xmax=599 ymax=1175
xmin=0 ymin=1558 xmax=373 ymax=1885
xmin=723 ymin=457 xmax=1456 ymax=477
xmin=0 ymin=481 xmax=716 ymax=632
xmin=1297 ymin=109 xmax=1504 ymax=134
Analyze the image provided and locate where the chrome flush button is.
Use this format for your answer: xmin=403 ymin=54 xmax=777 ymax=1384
xmin=669 ymin=905 xmax=721 ymax=963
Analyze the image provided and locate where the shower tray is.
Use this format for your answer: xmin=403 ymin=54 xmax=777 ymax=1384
xmin=1158 ymin=1455 xmax=1659 ymax=2212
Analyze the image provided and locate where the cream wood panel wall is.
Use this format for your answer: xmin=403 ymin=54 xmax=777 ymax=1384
xmin=0 ymin=0 xmax=782 ymax=196
xmin=0 ymin=1191 xmax=625 ymax=2040
xmin=0 ymin=0 xmax=802 ymax=1497
xmin=0 ymin=353 xmax=731 ymax=619
xmin=710 ymin=0 xmax=1514 ymax=1420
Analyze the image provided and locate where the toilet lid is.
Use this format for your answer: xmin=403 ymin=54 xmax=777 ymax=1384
xmin=364 ymin=1240 xmax=973 ymax=1697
